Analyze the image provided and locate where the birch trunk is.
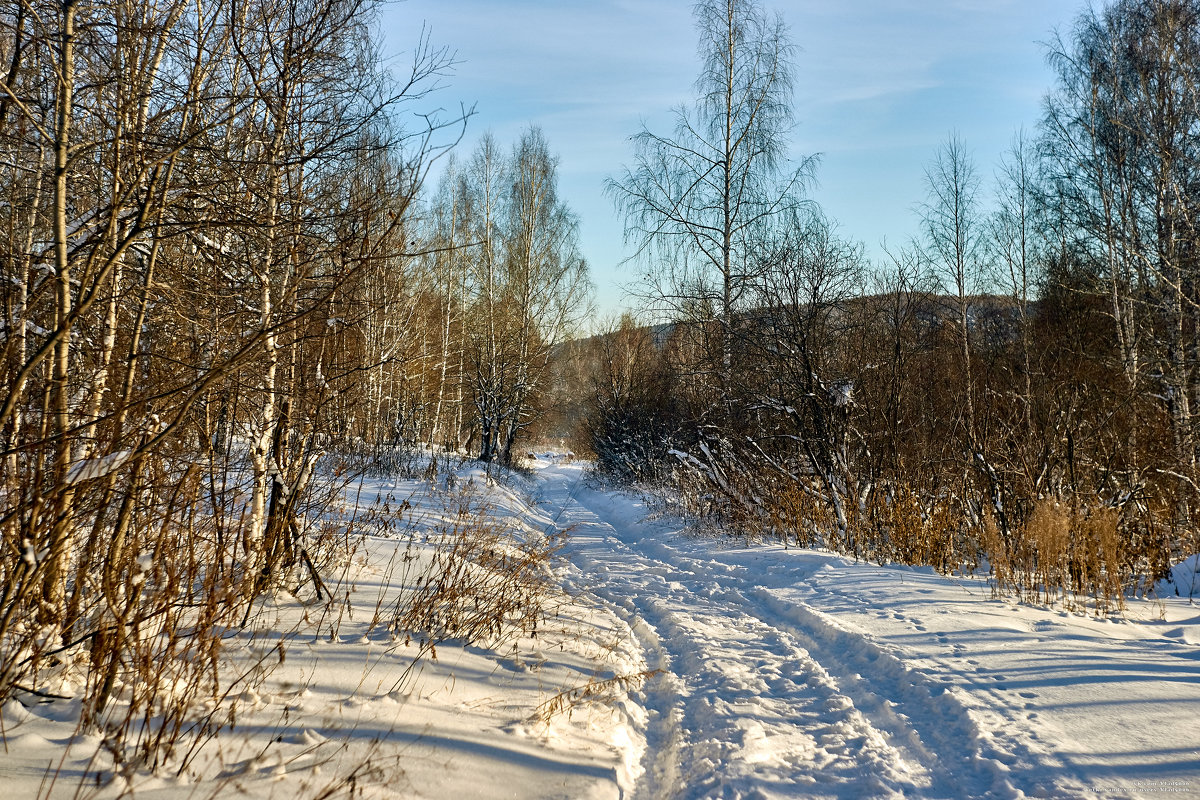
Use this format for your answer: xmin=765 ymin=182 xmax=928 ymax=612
xmin=42 ymin=0 xmax=78 ymax=621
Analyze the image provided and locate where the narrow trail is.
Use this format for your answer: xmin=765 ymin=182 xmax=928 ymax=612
xmin=536 ymin=461 xmax=1032 ymax=800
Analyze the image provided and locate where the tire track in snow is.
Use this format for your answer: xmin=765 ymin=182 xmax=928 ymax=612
xmin=631 ymin=542 xmax=1027 ymax=796
xmin=539 ymin=465 xmax=686 ymax=800
xmin=618 ymin=610 xmax=686 ymax=800
xmin=539 ymin=463 xmax=1024 ymax=799
xmin=738 ymin=588 xmax=1021 ymax=798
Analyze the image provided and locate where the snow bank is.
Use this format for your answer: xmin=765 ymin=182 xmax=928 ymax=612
xmin=1 ymin=462 xmax=646 ymax=800
xmin=1156 ymin=553 xmax=1200 ymax=598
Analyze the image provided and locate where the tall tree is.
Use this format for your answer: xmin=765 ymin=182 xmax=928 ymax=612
xmin=989 ymin=129 xmax=1043 ymax=454
xmin=463 ymin=133 xmax=508 ymax=462
xmin=498 ymin=126 xmax=590 ymax=463
xmin=1042 ymin=0 xmax=1200 ymax=531
xmin=0 ymin=0 xmax=463 ymax=712
xmin=607 ymin=0 xmax=815 ymax=396
xmin=921 ymin=132 xmax=982 ymax=447
xmin=456 ymin=129 xmax=589 ymax=464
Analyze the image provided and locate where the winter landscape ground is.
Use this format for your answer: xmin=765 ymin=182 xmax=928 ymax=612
xmin=4 ymin=455 xmax=1199 ymax=800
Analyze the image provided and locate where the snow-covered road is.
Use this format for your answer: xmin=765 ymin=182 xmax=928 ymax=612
xmin=6 ymin=459 xmax=1199 ymax=799
xmin=536 ymin=460 xmax=1200 ymax=800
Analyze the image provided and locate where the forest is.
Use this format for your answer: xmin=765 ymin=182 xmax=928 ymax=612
xmin=1 ymin=0 xmax=1199 ymax=792
xmin=589 ymin=0 xmax=1200 ymax=612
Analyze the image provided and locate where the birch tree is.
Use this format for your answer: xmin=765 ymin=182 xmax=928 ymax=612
xmin=607 ymin=0 xmax=815 ymax=398
xmin=497 ymin=126 xmax=590 ymax=463
xmin=0 ymin=0 xmax=463 ymax=713
xmin=1042 ymin=0 xmax=1200 ymax=534
xmin=921 ymin=133 xmax=983 ymax=449
xmin=454 ymin=129 xmax=589 ymax=464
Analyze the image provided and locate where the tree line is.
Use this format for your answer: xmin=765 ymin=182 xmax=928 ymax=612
xmin=586 ymin=0 xmax=1200 ymax=608
xmin=0 ymin=0 xmax=588 ymax=759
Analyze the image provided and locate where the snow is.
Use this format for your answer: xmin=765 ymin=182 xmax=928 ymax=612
xmin=4 ymin=456 xmax=1200 ymax=799
xmin=2 ymin=462 xmax=646 ymax=799
xmin=64 ymin=449 xmax=134 ymax=484
xmin=537 ymin=460 xmax=1200 ymax=800
xmin=1157 ymin=553 xmax=1200 ymax=599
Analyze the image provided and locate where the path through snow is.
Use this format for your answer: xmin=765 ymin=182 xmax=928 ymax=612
xmin=536 ymin=460 xmax=1200 ymax=800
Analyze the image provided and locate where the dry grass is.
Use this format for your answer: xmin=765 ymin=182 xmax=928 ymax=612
xmin=389 ymin=483 xmax=567 ymax=652
xmin=1029 ymin=501 xmax=1071 ymax=604
xmin=865 ymin=487 xmax=961 ymax=572
xmin=0 ymin=445 xmax=377 ymax=796
xmin=697 ymin=460 xmax=1179 ymax=613
xmin=532 ymin=668 xmax=662 ymax=724
xmin=979 ymin=498 xmax=1141 ymax=614
xmin=768 ymin=481 xmax=828 ymax=549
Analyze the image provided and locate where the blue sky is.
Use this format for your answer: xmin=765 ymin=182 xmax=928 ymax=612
xmin=380 ymin=1 xmax=1085 ymax=317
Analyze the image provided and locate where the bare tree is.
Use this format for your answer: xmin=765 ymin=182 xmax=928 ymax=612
xmin=462 ymin=133 xmax=509 ymax=462
xmin=1042 ymin=0 xmax=1200 ymax=537
xmin=0 ymin=0 xmax=465 ymax=730
xmin=746 ymin=209 xmax=866 ymax=547
xmin=423 ymin=156 xmax=472 ymax=449
xmin=497 ymin=126 xmax=591 ymax=463
xmin=607 ymin=0 xmax=815 ymax=397
xmin=989 ymin=129 xmax=1044 ymax=465
xmin=921 ymin=132 xmax=983 ymax=447
xmin=453 ymin=129 xmax=590 ymax=464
